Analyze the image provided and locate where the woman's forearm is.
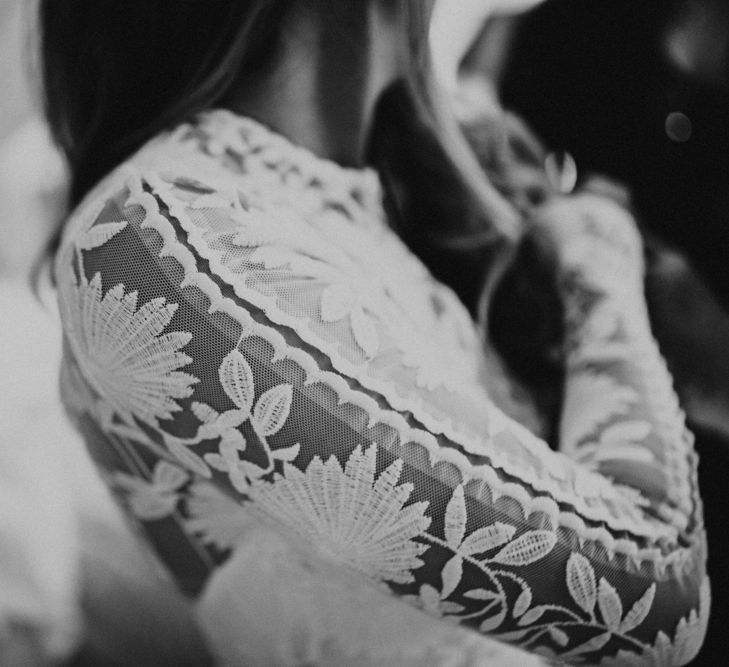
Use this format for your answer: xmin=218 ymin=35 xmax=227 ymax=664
xmin=556 ymin=197 xmax=697 ymax=532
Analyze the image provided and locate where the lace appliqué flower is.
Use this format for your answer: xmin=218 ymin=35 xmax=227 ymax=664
xmin=249 ymin=444 xmax=432 ymax=584
xmin=66 ymin=273 xmax=198 ymax=426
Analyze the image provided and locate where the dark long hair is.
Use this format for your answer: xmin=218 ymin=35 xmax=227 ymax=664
xmin=41 ymin=1 xmax=289 ymax=208
xmin=39 ymin=0 xmax=561 ymax=412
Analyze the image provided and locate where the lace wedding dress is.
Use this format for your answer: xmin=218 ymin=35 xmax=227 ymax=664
xmin=55 ymin=109 xmax=708 ymax=666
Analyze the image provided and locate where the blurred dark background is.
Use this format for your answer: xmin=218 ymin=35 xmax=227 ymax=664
xmin=502 ymin=0 xmax=729 ymax=308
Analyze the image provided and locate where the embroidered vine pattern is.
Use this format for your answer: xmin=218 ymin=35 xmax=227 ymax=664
xmin=185 ymin=348 xmax=297 ymax=488
xmin=406 ymin=484 xmax=661 ymax=660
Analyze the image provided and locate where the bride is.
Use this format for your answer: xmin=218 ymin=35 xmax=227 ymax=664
xmin=41 ymin=0 xmax=708 ymax=664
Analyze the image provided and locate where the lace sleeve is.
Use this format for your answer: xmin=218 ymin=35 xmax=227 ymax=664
xmin=55 ymin=169 xmax=708 ymax=666
xmin=547 ymin=194 xmax=698 ymax=532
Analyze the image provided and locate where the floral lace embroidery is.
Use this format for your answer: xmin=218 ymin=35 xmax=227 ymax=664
xmin=54 ymin=110 xmax=708 ymax=666
xmin=63 ymin=272 xmax=197 ymax=428
xmin=134 ymin=130 xmax=682 ymax=539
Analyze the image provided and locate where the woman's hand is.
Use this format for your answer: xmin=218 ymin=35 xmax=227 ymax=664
xmin=532 ymin=191 xmax=645 ymax=300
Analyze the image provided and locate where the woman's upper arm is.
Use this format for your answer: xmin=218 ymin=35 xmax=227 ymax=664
xmin=55 ymin=170 xmax=708 ymax=665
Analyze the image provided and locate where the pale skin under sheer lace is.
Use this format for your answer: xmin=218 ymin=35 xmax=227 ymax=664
xmin=55 ymin=110 xmax=708 ymax=666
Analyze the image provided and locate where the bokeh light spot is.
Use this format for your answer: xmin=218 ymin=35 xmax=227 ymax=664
xmin=665 ymin=111 xmax=693 ymax=143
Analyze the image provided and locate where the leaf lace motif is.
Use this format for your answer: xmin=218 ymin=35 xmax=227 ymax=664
xmin=391 ymin=484 xmax=697 ymax=663
xmin=192 ymin=349 xmax=296 ymax=489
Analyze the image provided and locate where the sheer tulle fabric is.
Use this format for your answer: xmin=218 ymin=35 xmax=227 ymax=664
xmin=55 ymin=110 xmax=707 ymax=665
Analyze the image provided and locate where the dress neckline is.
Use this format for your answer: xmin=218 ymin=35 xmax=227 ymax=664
xmin=192 ymin=108 xmax=384 ymax=217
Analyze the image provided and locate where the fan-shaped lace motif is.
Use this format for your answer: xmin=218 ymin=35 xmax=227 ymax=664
xmin=63 ymin=272 xmax=197 ymax=427
xmin=250 ymin=445 xmax=431 ymax=584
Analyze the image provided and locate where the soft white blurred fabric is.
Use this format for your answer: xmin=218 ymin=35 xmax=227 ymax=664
xmin=0 ymin=280 xmax=81 ymax=661
xmin=0 ymin=120 xmax=210 ymax=664
xmin=0 ymin=0 xmax=33 ymax=143
xmin=0 ymin=120 xmax=67 ymax=279
xmin=199 ymin=524 xmax=543 ymax=667
xmin=0 ymin=113 xmax=81 ymax=661
xmin=430 ymin=0 xmax=546 ymax=91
